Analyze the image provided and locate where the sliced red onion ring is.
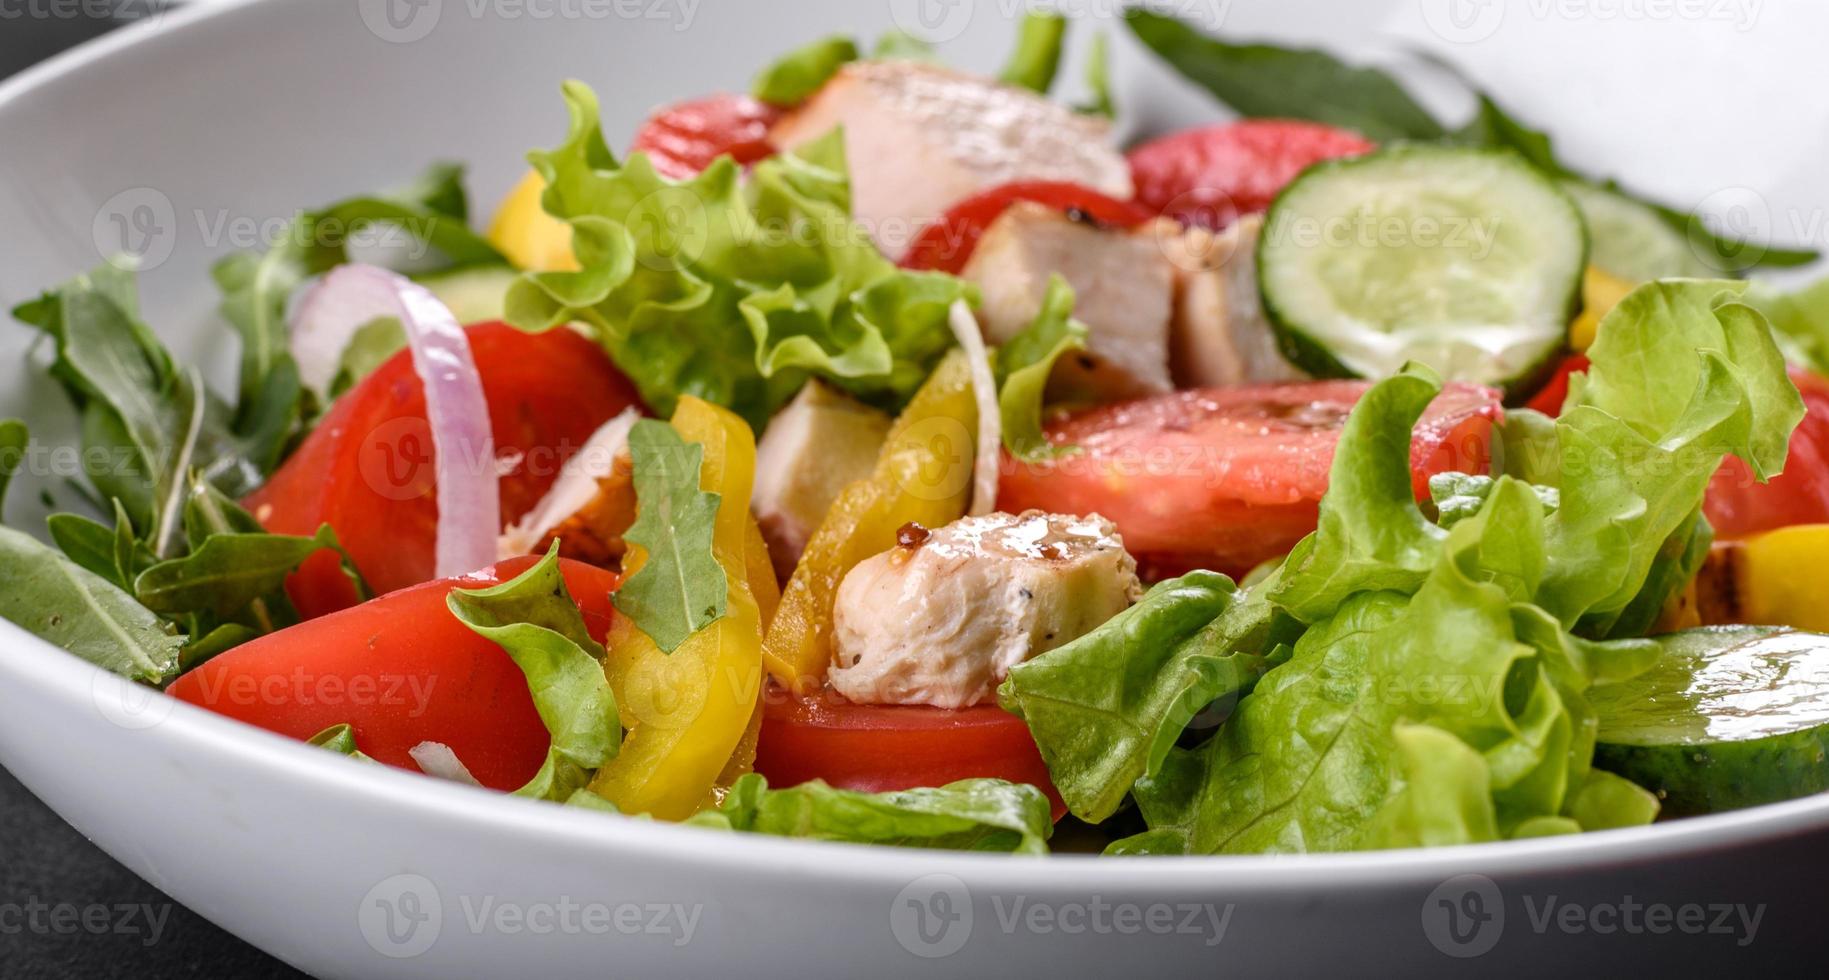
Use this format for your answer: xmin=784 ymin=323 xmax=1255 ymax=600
xmin=293 ymin=264 xmax=500 ymax=577
xmin=948 ymin=300 xmax=1000 ymax=517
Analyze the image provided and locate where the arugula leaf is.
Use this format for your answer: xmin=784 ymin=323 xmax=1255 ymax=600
xmin=999 ymin=11 xmax=1067 ymax=94
xmin=872 ymin=29 xmax=939 ymax=63
xmin=46 ymin=500 xmax=153 ymax=594
xmin=448 ymin=544 xmax=621 ymax=800
xmin=697 ymin=774 xmax=1052 ymax=854
xmin=0 ymin=525 xmax=183 ymax=684
xmin=327 ymin=318 xmax=408 ymax=399
xmin=11 ymin=268 xmax=266 ymax=551
xmin=212 ymin=162 xmax=502 ymax=411
xmin=0 ymin=420 xmax=25 ymax=513
xmin=1128 ymin=11 xmax=1817 ymax=274
xmin=134 ymin=524 xmax=343 ymax=619
xmin=1079 ymin=30 xmax=1115 ymax=117
xmin=753 ymin=35 xmax=859 ymax=105
xmin=614 ymin=420 xmax=726 ymax=652
xmin=995 ymin=275 xmax=1087 ymax=461
xmin=506 ymin=81 xmax=974 ymax=429
xmin=1124 ymin=9 xmax=1444 ymax=142
xmin=1000 ymin=571 xmax=1295 ymax=822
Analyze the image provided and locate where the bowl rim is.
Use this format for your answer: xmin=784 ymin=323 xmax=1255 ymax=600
xmin=3 ymin=0 xmax=1827 ymax=891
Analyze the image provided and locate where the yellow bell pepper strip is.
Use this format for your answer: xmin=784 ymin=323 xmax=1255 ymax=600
xmin=1570 ymin=266 xmax=1635 ymax=351
xmin=487 ymin=170 xmax=580 ymax=273
xmin=761 ymin=350 xmax=980 ymax=691
xmin=590 ymin=397 xmax=764 ymax=820
xmin=703 ymin=517 xmax=780 ymax=807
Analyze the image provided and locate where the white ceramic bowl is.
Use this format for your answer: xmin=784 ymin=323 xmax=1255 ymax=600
xmin=4 ymin=2 xmax=1828 ymax=976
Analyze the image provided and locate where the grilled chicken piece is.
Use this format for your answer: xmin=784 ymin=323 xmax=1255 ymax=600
xmin=1158 ymin=214 xmax=1305 ymax=388
xmin=829 ymin=510 xmax=1141 ymax=709
xmin=768 ymin=61 xmax=1132 ymax=261
xmin=498 ymin=410 xmax=638 ymax=566
xmin=752 ymin=380 xmax=893 ymax=581
xmin=963 ymin=202 xmax=1176 ymax=398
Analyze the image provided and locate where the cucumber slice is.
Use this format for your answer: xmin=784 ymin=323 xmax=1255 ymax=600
xmin=415 ymin=264 xmax=520 ymax=325
xmin=1590 ymin=626 xmax=1829 ymax=816
xmin=1258 ymin=146 xmax=1587 ymax=393
xmin=1560 ymin=179 xmax=1713 ymax=282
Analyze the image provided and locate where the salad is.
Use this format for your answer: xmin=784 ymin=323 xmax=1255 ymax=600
xmin=5 ymin=10 xmax=1829 ymax=857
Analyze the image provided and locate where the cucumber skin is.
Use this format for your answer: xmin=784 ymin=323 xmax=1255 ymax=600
xmin=1255 ymin=145 xmax=1588 ymax=402
xmin=1595 ymin=730 xmax=1829 ymax=817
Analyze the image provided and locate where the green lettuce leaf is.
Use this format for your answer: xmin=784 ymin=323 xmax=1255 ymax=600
xmin=308 ymin=723 xmax=377 ymax=763
xmin=1269 ymin=365 xmax=1449 ymax=623
xmin=872 ymin=29 xmax=938 ymax=62
xmin=753 ymin=35 xmax=859 ymax=105
xmin=999 ymin=570 xmax=1296 ymax=822
xmin=133 ymin=524 xmax=344 ymax=619
xmin=999 ymin=11 xmax=1068 ymax=94
xmin=447 ymin=545 xmax=620 ymax=801
xmin=614 ymin=420 xmax=726 ymax=652
xmin=695 ymin=774 xmax=1052 ymax=854
xmin=1748 ymin=276 xmax=1829 ymax=373
xmin=505 ymin=81 xmax=974 ymax=430
xmin=1100 ymin=287 xmax=1798 ymax=854
xmin=995 ymin=275 xmax=1087 ymax=461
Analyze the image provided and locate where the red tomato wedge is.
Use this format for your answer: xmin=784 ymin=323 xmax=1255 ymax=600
xmin=1705 ymin=369 xmax=1829 ymax=537
xmin=168 ymin=557 xmax=622 ymax=792
xmin=246 ymin=323 xmax=640 ymax=619
xmin=900 ymin=180 xmax=1155 ymax=275
xmin=1127 ymin=120 xmax=1376 ymax=230
xmin=997 ymin=381 xmax=1504 ymax=577
xmin=630 ymin=93 xmax=783 ymax=180
xmin=1525 ymin=354 xmax=1589 ymax=416
xmin=755 ymin=692 xmax=1066 ymax=820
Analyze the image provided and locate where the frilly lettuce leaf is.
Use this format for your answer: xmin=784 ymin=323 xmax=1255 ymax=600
xmin=692 ymin=773 xmax=1053 ymax=854
xmin=447 ymin=545 xmax=620 ymax=801
xmin=506 ymin=81 xmax=974 ymax=430
xmin=995 ymin=275 xmax=1088 ymax=462
xmin=999 ymin=570 xmax=1297 ymax=823
xmin=1091 ymin=285 xmax=1798 ymax=855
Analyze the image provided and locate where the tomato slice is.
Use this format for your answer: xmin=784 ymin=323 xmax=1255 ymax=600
xmin=168 ymin=556 xmax=622 ymax=792
xmin=997 ymin=381 xmax=1503 ymax=577
xmin=246 ymin=322 xmax=640 ymax=618
xmin=629 ymin=93 xmax=783 ymax=180
xmin=1705 ymin=369 xmax=1829 ymax=537
xmin=755 ymin=690 xmax=1065 ymax=820
xmin=900 ymin=180 xmax=1155 ymax=275
xmin=1525 ymin=354 xmax=1589 ymax=416
xmin=1127 ymin=120 xmax=1376 ymax=230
